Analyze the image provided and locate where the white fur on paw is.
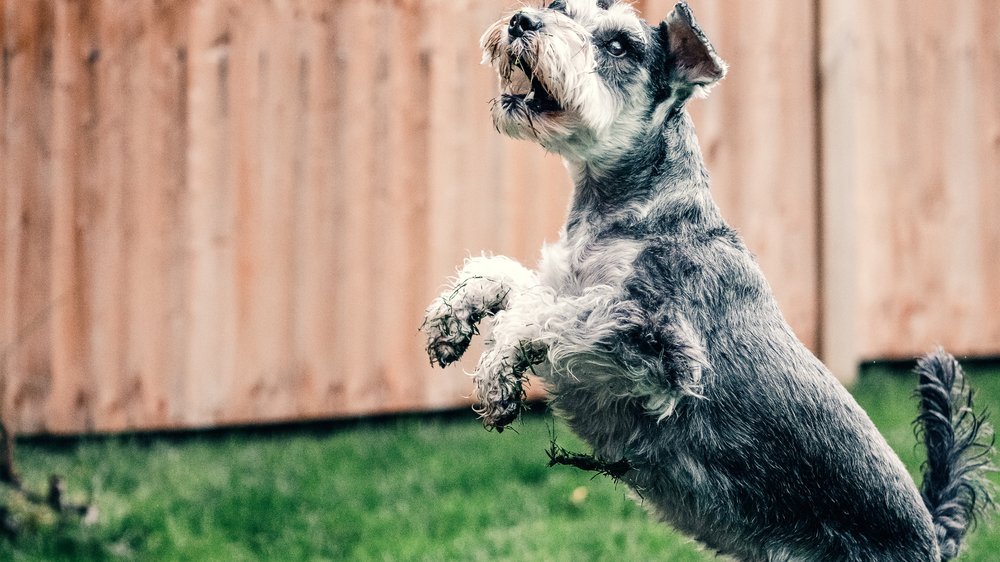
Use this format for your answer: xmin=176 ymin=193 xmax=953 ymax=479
xmin=422 ymin=257 xmax=536 ymax=368
xmin=473 ymin=342 xmax=546 ymax=431
xmin=473 ymin=357 xmax=527 ymax=432
xmin=423 ymin=296 xmax=479 ymax=368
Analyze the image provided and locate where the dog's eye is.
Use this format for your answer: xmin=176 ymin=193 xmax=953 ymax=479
xmin=606 ymin=39 xmax=627 ymax=57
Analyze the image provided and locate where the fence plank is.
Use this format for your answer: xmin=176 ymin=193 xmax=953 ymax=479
xmin=2 ymin=0 xmax=54 ymax=433
xmin=821 ymin=0 xmax=1000 ymax=378
xmin=125 ymin=0 xmax=190 ymax=429
xmin=184 ymin=0 xmax=238 ymax=427
xmin=48 ymin=0 xmax=91 ymax=432
xmin=293 ymin=0 xmax=339 ymax=419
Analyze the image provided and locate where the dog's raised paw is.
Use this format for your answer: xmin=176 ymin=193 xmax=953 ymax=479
xmin=428 ymin=339 xmax=470 ymax=368
xmin=421 ymin=298 xmax=478 ymax=367
xmin=483 ymin=397 xmax=523 ymax=433
xmin=474 ymin=355 xmax=529 ymax=432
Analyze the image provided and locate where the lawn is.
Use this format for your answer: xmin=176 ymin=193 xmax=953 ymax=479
xmin=2 ymin=361 xmax=999 ymax=561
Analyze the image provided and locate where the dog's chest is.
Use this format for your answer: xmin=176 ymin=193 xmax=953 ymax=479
xmin=538 ymin=230 xmax=643 ymax=295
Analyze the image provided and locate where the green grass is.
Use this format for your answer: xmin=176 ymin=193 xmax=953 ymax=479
xmin=2 ymin=361 xmax=999 ymax=561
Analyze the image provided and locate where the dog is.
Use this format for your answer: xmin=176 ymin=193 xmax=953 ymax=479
xmin=421 ymin=1 xmax=992 ymax=560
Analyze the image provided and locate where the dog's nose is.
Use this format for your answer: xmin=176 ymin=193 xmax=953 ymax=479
xmin=508 ymin=12 xmax=542 ymax=38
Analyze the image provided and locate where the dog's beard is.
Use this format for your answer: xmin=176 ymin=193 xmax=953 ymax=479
xmin=481 ymin=20 xmax=571 ymax=143
xmin=491 ymin=58 xmax=579 ymax=143
xmin=480 ymin=17 xmax=615 ymax=149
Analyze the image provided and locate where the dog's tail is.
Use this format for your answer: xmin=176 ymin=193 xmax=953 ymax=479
xmin=915 ymin=348 xmax=994 ymax=560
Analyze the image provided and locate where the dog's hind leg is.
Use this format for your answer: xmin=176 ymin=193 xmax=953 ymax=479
xmin=422 ymin=255 xmax=539 ymax=367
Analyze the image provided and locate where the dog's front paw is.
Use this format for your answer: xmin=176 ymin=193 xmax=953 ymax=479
xmin=474 ymin=365 xmax=527 ymax=432
xmin=473 ymin=343 xmax=546 ymax=432
xmin=422 ymin=297 xmax=479 ymax=368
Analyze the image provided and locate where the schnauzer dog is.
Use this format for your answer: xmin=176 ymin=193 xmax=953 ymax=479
xmin=421 ymin=1 xmax=992 ymax=560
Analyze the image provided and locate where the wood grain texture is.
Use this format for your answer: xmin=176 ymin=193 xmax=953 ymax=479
xmin=0 ymin=0 xmax=997 ymax=433
xmin=821 ymin=0 xmax=1000 ymax=379
xmin=2 ymin=0 xmax=54 ymax=433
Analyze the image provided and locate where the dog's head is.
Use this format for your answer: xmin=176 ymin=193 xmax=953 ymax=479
xmin=481 ymin=0 xmax=726 ymax=162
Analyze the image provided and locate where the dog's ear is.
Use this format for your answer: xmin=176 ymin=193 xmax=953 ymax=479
xmin=658 ymin=2 xmax=727 ymax=98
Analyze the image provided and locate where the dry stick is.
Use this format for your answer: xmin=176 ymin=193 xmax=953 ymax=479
xmin=546 ymin=440 xmax=632 ymax=480
xmin=545 ymin=412 xmax=632 ymax=480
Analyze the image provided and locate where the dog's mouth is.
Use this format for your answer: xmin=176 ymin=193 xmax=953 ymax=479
xmin=501 ymin=56 xmax=562 ymax=113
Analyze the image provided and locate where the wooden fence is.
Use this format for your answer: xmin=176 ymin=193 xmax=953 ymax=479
xmin=0 ymin=0 xmax=997 ymax=435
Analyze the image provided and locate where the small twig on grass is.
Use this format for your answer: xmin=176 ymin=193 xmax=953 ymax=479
xmin=0 ymin=419 xmax=99 ymax=540
xmin=0 ymin=294 xmax=98 ymax=539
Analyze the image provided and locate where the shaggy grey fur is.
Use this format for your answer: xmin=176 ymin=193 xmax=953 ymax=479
xmin=422 ymin=2 xmax=992 ymax=560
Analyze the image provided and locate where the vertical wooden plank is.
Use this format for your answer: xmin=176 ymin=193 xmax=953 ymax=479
xmin=0 ymin=3 xmax=7 ymax=306
xmin=77 ymin=0 xmax=137 ymax=432
xmin=226 ymin=1 xmax=255 ymax=422
xmin=364 ymin=0 xmax=392 ymax=412
xmin=185 ymin=0 xmax=237 ymax=427
xmin=259 ymin=0 xmax=297 ymax=421
xmin=294 ymin=0 xmax=339 ymax=419
xmin=286 ymin=0 xmax=312 ymax=418
xmin=0 ymin=0 xmax=15 ymax=433
xmin=373 ymin=0 xmax=433 ymax=412
xmin=48 ymin=0 xmax=96 ymax=433
xmin=1 ymin=0 xmax=55 ymax=433
xmin=974 ymin=0 xmax=1000 ymax=338
xmin=227 ymin=0 xmax=261 ymax=422
xmin=455 ymin=0 xmax=501 ymax=261
xmin=333 ymin=0 xmax=380 ymax=416
xmin=819 ymin=0 xmax=865 ymax=381
xmin=124 ymin=0 xmax=190 ymax=430
xmin=225 ymin=0 xmax=298 ymax=424
xmin=116 ymin=0 xmax=150 ymax=429
xmin=821 ymin=0 xmax=1000 ymax=374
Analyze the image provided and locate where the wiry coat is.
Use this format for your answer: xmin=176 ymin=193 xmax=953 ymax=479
xmin=422 ymin=2 xmax=991 ymax=560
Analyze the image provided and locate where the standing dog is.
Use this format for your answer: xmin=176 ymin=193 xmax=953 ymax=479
xmin=421 ymin=1 xmax=992 ymax=560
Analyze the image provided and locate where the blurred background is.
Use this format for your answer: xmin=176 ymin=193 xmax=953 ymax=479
xmin=1 ymin=0 xmax=998 ymax=438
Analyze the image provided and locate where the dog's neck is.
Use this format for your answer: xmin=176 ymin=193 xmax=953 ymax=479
xmin=565 ymin=109 xmax=724 ymax=237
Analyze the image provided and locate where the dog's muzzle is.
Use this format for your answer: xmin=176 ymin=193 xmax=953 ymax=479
xmin=499 ymin=13 xmax=563 ymax=114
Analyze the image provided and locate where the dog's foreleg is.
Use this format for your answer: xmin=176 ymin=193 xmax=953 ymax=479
xmin=471 ymin=285 xmax=556 ymax=431
xmin=470 ymin=286 xmax=710 ymax=430
xmin=422 ymin=255 xmax=538 ymax=368
xmin=625 ymin=312 xmax=710 ymax=421
xmin=543 ymin=293 xmax=710 ymax=423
